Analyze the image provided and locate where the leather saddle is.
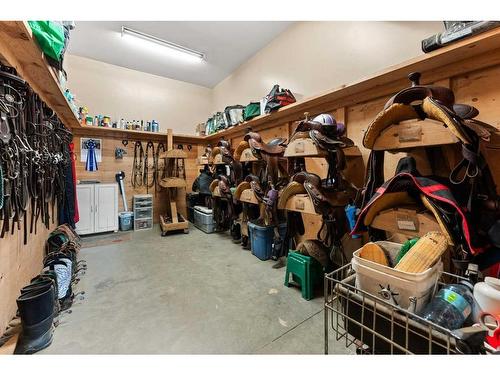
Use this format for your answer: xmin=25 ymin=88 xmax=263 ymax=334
xmin=211 ymin=140 xmax=243 ymax=185
xmin=211 ymin=140 xmax=232 ymax=160
xmin=363 ymin=72 xmax=499 ymax=149
xmin=278 ymin=171 xmax=352 ymax=251
xmin=241 ymin=131 xmax=288 ymax=187
xmin=291 ymin=115 xmax=354 ymax=150
xmin=244 ymin=132 xmax=287 ymax=155
xmin=289 ymin=113 xmax=355 ymax=188
xmin=210 ymin=174 xmax=237 ymax=231
xmin=278 ymin=171 xmax=353 ymax=215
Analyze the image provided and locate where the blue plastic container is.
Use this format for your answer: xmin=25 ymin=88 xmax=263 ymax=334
xmin=248 ymin=222 xmax=287 ymax=261
xmin=119 ymin=211 xmax=134 ymax=231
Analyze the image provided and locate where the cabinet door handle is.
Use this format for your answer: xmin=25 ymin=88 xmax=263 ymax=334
xmin=90 ymin=205 xmax=93 ymax=212
xmin=95 ymin=205 xmax=98 ymax=213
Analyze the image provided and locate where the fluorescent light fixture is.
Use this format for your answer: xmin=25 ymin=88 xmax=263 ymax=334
xmin=121 ymin=26 xmax=206 ymax=62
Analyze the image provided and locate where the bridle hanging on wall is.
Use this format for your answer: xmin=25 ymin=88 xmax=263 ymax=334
xmin=0 ymin=65 xmax=72 ymax=244
xmin=143 ymin=141 xmax=156 ymax=194
xmin=131 ymin=141 xmax=144 ymax=188
xmin=154 ymin=142 xmax=166 ymax=195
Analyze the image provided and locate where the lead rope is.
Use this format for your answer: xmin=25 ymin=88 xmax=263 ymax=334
xmin=131 ymin=141 xmax=143 ymax=188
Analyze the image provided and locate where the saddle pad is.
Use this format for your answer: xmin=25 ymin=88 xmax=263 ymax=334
xmin=394 ymin=231 xmax=448 ymax=273
xmin=194 ymin=206 xmax=213 ymax=215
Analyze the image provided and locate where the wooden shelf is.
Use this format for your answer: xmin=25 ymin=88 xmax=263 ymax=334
xmin=238 ymin=189 xmax=260 ymax=205
xmin=239 ymin=148 xmax=259 ymax=162
xmin=73 ymin=125 xmax=206 ymax=144
xmin=73 ymin=125 xmax=167 ymax=141
xmin=283 ymin=194 xmax=319 ymax=215
xmin=201 ymin=27 xmax=500 ymax=142
xmin=212 ymin=154 xmax=226 ymax=165
xmin=172 ymin=133 xmax=205 ymax=144
xmin=370 ymin=207 xmax=443 ymax=238
xmin=159 ymin=149 xmax=188 ymax=159
xmin=283 ymin=138 xmax=362 ymax=158
xmin=372 ymin=118 xmax=459 ymax=151
xmin=0 ymin=21 xmax=205 ymax=146
xmin=197 ymin=156 xmax=210 ymax=165
xmin=0 ymin=21 xmax=81 ymax=128
xmin=284 ymin=138 xmax=328 ymax=157
xmin=159 ymin=177 xmax=186 ymax=188
xmin=345 ymin=146 xmax=363 ymax=157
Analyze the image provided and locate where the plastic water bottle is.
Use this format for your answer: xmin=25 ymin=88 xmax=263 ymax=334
xmin=420 ymin=281 xmax=475 ymax=330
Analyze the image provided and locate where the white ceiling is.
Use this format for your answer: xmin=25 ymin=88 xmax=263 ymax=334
xmin=67 ymin=21 xmax=293 ymax=88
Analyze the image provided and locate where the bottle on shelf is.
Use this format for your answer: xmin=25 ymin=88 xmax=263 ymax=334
xmin=152 ymin=120 xmax=159 ymax=132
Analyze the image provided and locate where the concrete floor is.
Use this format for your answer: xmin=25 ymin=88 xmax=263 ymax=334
xmin=42 ymin=224 xmax=353 ymax=354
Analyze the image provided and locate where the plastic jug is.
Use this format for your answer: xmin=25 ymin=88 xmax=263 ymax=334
xmin=420 ymin=281 xmax=475 ymax=330
xmin=474 ymin=277 xmax=500 ymax=316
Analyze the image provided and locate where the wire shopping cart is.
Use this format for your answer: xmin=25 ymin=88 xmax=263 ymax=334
xmin=324 ymin=263 xmax=491 ymax=354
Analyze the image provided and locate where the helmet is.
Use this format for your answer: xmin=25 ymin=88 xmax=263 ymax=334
xmin=313 ymin=113 xmax=336 ymax=126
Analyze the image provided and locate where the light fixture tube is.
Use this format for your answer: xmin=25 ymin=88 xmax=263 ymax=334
xmin=121 ymin=26 xmax=206 ymax=61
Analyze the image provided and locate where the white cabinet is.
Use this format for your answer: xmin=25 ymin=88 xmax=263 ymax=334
xmin=75 ymin=183 xmax=118 ymax=235
xmin=76 ymin=184 xmax=94 ymax=235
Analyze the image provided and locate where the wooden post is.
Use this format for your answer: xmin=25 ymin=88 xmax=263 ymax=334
xmin=170 ymin=202 xmax=178 ymax=223
xmin=336 ymin=107 xmax=346 ymax=125
xmin=167 ymin=128 xmax=173 ymax=150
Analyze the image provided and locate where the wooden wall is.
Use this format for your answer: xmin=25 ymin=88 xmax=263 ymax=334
xmin=0 ymin=207 xmax=57 ymax=337
xmin=4 ymin=32 xmax=500 ymax=340
xmin=0 ymin=133 xmax=199 ymax=337
xmin=205 ymin=65 xmax=500 ymax=245
xmin=72 ymin=134 xmax=201 ymax=222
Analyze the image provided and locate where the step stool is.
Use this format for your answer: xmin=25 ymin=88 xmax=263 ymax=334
xmin=284 ymin=251 xmax=322 ymax=300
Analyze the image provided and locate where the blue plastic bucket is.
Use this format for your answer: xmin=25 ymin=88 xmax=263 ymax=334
xmin=119 ymin=211 xmax=134 ymax=231
xmin=248 ymin=222 xmax=287 ymax=261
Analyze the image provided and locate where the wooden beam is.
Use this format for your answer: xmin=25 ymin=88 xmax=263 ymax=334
xmin=167 ymin=129 xmax=173 ymax=151
xmin=170 ymin=202 xmax=178 ymax=223
xmin=0 ymin=21 xmax=81 ymax=129
xmin=202 ymin=28 xmax=500 ymax=143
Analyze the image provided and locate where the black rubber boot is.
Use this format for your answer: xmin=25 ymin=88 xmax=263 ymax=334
xmin=272 ymin=256 xmax=287 ymax=269
xmin=230 ymin=222 xmax=242 ymax=244
xmin=14 ymin=284 xmax=55 ymax=354
xmin=241 ymin=235 xmax=250 ymax=250
xmin=44 ymin=259 xmax=73 ymax=310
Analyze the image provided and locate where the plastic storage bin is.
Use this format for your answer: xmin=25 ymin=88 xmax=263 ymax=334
xmin=118 ymin=211 xmax=133 ymax=231
xmin=351 ymin=241 xmax=442 ymax=312
xmin=133 ymin=194 xmax=153 ymax=230
xmin=248 ymin=222 xmax=287 ymax=261
xmin=194 ymin=206 xmax=216 ymax=233
xmin=187 ymin=207 xmax=195 ymax=223
xmin=135 ymin=218 xmax=152 ymax=230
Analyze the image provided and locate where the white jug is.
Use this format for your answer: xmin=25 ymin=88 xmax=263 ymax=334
xmin=474 ymin=277 xmax=500 ymax=316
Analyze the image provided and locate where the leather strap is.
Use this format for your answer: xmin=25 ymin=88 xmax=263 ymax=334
xmin=131 ymin=141 xmax=143 ymax=188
